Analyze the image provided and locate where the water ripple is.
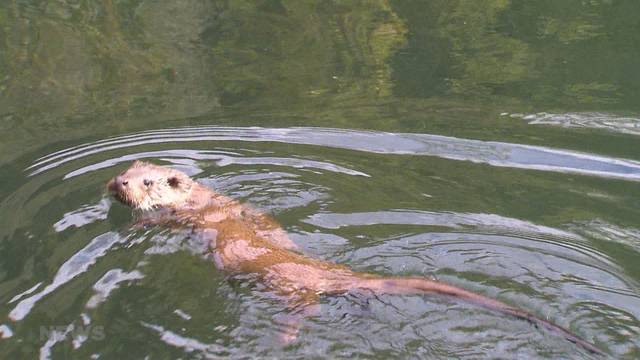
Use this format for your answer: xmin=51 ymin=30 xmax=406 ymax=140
xmin=7 ymin=126 xmax=640 ymax=357
xmin=8 ymin=232 xmax=126 ymax=321
xmin=304 ymin=210 xmax=580 ymax=240
xmin=61 ymin=149 xmax=368 ymax=179
xmin=27 ymin=126 xmax=640 ymax=182
xmin=568 ymin=219 xmax=640 ymax=253
xmin=509 ymin=112 xmax=640 ymax=136
xmin=53 ymin=198 xmax=111 ymax=232
xmin=141 ymin=322 xmax=227 ymax=358
xmin=86 ymin=269 xmax=145 ymax=309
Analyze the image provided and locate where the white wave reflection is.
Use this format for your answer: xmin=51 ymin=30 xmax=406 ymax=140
xmin=0 ymin=324 xmax=13 ymax=339
xmin=568 ymin=219 xmax=640 ymax=253
xmin=61 ymin=149 xmax=368 ymax=179
xmin=509 ymin=112 xmax=640 ymax=135
xmin=304 ymin=210 xmax=579 ymax=239
xmin=174 ymin=309 xmax=192 ymax=321
xmin=9 ymin=281 xmax=43 ymax=304
xmin=54 ymin=198 xmax=111 ymax=232
xmin=342 ymin=232 xmax=640 ymax=319
xmin=144 ymin=231 xmax=209 ymax=256
xmin=86 ymin=269 xmax=144 ymax=309
xmin=141 ymin=322 xmax=226 ymax=358
xmin=26 ymin=126 xmax=640 ymax=182
xmin=9 ymin=232 xmax=126 ymax=321
xmin=73 ymin=313 xmax=92 ymax=349
xmin=39 ymin=324 xmax=74 ymax=360
xmin=305 ymin=210 xmax=640 ymax=318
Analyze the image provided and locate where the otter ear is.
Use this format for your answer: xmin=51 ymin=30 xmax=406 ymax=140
xmin=167 ymin=176 xmax=180 ymax=188
xmin=132 ymin=160 xmax=149 ymax=168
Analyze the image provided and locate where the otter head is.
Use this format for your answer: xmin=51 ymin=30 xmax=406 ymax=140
xmin=107 ymin=161 xmax=194 ymax=210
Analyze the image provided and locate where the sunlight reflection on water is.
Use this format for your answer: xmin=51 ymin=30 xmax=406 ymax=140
xmin=28 ymin=127 xmax=640 ymax=182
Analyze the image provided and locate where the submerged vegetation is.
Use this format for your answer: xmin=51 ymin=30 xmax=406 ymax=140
xmin=1 ymin=0 xmax=640 ymax=157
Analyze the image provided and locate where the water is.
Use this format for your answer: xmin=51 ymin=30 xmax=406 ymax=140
xmin=1 ymin=1 xmax=640 ymax=358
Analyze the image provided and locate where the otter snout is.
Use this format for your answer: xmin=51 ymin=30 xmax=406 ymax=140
xmin=107 ymin=175 xmax=128 ymax=193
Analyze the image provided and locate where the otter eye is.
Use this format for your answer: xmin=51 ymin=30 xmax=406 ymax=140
xmin=167 ymin=176 xmax=180 ymax=188
xmin=143 ymin=179 xmax=152 ymax=187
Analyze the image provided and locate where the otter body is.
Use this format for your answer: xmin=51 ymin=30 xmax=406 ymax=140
xmin=108 ymin=161 xmax=603 ymax=355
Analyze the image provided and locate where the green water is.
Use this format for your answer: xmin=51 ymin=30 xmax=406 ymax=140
xmin=1 ymin=1 xmax=640 ymax=358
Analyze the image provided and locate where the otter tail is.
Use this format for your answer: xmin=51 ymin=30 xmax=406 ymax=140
xmin=351 ymin=277 xmax=604 ymax=356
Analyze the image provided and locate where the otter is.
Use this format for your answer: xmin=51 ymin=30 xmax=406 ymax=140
xmin=107 ymin=161 xmax=604 ymax=355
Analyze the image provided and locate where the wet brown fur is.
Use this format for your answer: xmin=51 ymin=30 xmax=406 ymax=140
xmin=108 ymin=161 xmax=604 ymax=355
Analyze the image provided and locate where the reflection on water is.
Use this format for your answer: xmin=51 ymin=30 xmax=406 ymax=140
xmin=86 ymin=269 xmax=144 ymax=309
xmin=8 ymin=232 xmax=125 ymax=321
xmin=39 ymin=324 xmax=75 ymax=360
xmin=53 ymin=198 xmax=111 ymax=232
xmin=510 ymin=112 xmax=640 ymax=136
xmin=141 ymin=322 xmax=227 ymax=357
xmin=0 ymin=325 xmax=12 ymax=340
xmin=570 ymin=219 xmax=640 ymax=254
xmin=27 ymin=126 xmax=640 ymax=182
xmin=58 ymin=149 xmax=370 ymax=179
xmin=304 ymin=209 xmax=578 ymax=238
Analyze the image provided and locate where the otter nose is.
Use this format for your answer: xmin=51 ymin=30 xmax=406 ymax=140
xmin=108 ymin=176 xmax=128 ymax=192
